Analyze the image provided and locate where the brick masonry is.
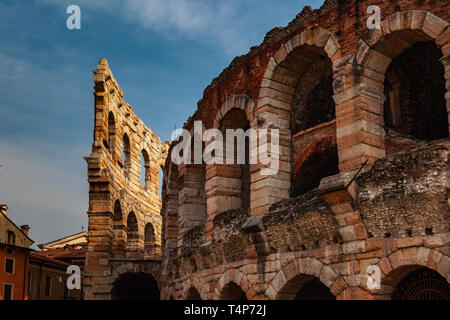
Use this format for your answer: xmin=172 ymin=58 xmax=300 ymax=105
xmin=158 ymin=0 xmax=450 ymax=300
xmin=84 ymin=59 xmax=169 ymax=299
xmin=85 ymin=0 xmax=450 ymax=300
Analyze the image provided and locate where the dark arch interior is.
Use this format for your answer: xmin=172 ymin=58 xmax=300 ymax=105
xmin=384 ymin=41 xmax=447 ymax=141
xmin=122 ymin=133 xmax=131 ymax=171
xmin=290 ymin=50 xmax=335 ymax=135
xmin=144 ymin=223 xmax=155 ymax=242
xmin=111 ymin=272 xmax=160 ymax=300
xmin=221 ymin=282 xmax=247 ymax=300
xmin=291 ymin=144 xmax=339 ymax=197
xmin=140 ymin=149 xmax=150 ymax=186
xmin=127 ymin=212 xmax=138 ymax=232
xmin=392 ymin=267 xmax=450 ymax=300
xmin=113 ymin=200 xmax=122 ymax=222
xmin=186 ymin=287 xmax=202 ymax=300
xmin=107 ymin=111 xmax=115 ymax=149
xmin=295 ymin=278 xmax=335 ymax=300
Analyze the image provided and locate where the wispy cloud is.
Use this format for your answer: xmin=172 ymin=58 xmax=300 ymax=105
xmin=40 ymin=0 xmax=265 ymax=56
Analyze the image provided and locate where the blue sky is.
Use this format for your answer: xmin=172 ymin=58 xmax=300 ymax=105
xmin=0 ymin=0 xmax=324 ymax=247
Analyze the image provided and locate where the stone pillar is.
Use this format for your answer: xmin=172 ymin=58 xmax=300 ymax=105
xmin=112 ymin=225 xmax=127 ymax=258
xmin=250 ymin=102 xmax=291 ymax=216
xmin=164 ymin=180 xmax=179 ymax=255
xmin=84 ymin=157 xmax=114 ymax=299
xmin=177 ymin=164 xmax=206 ymax=251
xmin=333 ymin=63 xmax=387 ymax=173
xmin=205 ymin=164 xmax=242 ymax=241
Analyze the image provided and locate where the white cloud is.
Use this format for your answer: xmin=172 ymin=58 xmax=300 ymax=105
xmin=41 ymin=0 xmax=256 ymax=55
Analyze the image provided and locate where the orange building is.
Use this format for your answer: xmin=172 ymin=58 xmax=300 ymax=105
xmin=0 ymin=204 xmax=34 ymax=300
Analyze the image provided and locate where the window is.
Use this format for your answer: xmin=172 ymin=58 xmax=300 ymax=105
xmin=140 ymin=150 xmax=150 ymax=187
xmin=3 ymin=283 xmax=13 ymax=300
xmin=4 ymin=258 xmax=14 ymax=274
xmin=45 ymin=276 xmax=51 ymax=297
xmin=6 ymin=231 xmax=15 ymax=245
xmin=107 ymin=111 xmax=116 ymax=150
xmin=122 ymin=134 xmax=130 ymax=172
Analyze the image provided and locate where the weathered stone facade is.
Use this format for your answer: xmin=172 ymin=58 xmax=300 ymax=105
xmin=84 ymin=59 xmax=169 ymax=299
xmin=83 ymin=0 xmax=450 ymax=300
xmin=158 ymin=0 xmax=450 ymax=300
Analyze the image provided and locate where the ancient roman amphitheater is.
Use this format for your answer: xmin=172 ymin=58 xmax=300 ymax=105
xmin=83 ymin=0 xmax=450 ymax=300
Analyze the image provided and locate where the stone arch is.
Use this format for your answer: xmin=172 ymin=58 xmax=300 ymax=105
xmin=374 ymin=247 xmax=450 ymax=298
xmin=144 ymin=222 xmax=157 ymax=255
xmin=291 ymin=136 xmax=338 ymax=197
xmin=214 ymin=269 xmax=256 ymax=300
xmin=213 ymin=94 xmax=256 ymax=130
xmin=355 ymin=10 xmax=450 ymax=151
xmin=265 ymin=257 xmax=339 ymax=300
xmin=126 ymin=211 xmax=139 ymax=253
xmin=358 ymin=10 xmax=449 ymax=76
xmin=140 ymin=148 xmax=151 ymax=187
xmin=182 ymin=277 xmax=208 ymax=300
xmin=122 ymin=132 xmax=131 ymax=172
xmin=253 ymin=26 xmax=341 ymax=215
xmin=257 ymin=26 xmax=341 ymax=122
xmin=112 ymin=199 xmax=127 ymax=257
xmin=111 ymin=271 xmax=160 ymax=300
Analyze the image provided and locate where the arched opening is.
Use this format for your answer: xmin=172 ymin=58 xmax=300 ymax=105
xmin=158 ymin=166 xmax=163 ymax=196
xmin=107 ymin=111 xmax=116 ymax=151
xmin=162 ymin=162 xmax=179 ymax=255
xmin=186 ymin=287 xmax=202 ymax=300
xmin=122 ymin=134 xmax=131 ymax=172
xmin=384 ymin=41 xmax=447 ymax=144
xmin=221 ymin=282 xmax=247 ymax=300
xmin=295 ymin=278 xmax=335 ymax=300
xmin=290 ymin=51 xmax=336 ymax=135
xmin=275 ymin=274 xmax=335 ymax=300
xmin=219 ymin=108 xmax=251 ymax=211
xmin=291 ymin=140 xmax=339 ymax=197
xmin=392 ymin=267 xmax=450 ymax=300
xmin=140 ymin=149 xmax=150 ymax=187
xmin=111 ymin=272 xmax=160 ymax=300
xmin=275 ymin=43 xmax=337 ymax=199
xmin=144 ymin=222 xmax=157 ymax=255
xmin=112 ymin=200 xmax=126 ymax=257
xmin=126 ymin=212 xmax=139 ymax=252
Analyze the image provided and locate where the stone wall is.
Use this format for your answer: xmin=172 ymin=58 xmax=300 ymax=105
xmin=160 ymin=0 xmax=450 ymax=300
xmin=160 ymin=143 xmax=449 ymax=300
xmin=84 ymin=59 xmax=169 ymax=299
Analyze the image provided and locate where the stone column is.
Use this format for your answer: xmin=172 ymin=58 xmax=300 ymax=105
xmin=250 ymin=102 xmax=291 ymax=216
xmin=205 ymin=164 xmax=242 ymax=241
xmin=164 ymin=180 xmax=179 ymax=255
xmin=84 ymin=157 xmax=114 ymax=299
xmin=333 ymin=58 xmax=387 ymax=173
xmin=177 ymin=164 xmax=206 ymax=251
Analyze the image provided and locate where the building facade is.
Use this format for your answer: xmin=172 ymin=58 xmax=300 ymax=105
xmin=85 ymin=0 xmax=450 ymax=300
xmin=29 ymin=253 xmax=82 ymax=300
xmin=83 ymin=59 xmax=169 ymax=299
xmin=0 ymin=204 xmax=33 ymax=300
xmin=158 ymin=0 xmax=450 ymax=300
